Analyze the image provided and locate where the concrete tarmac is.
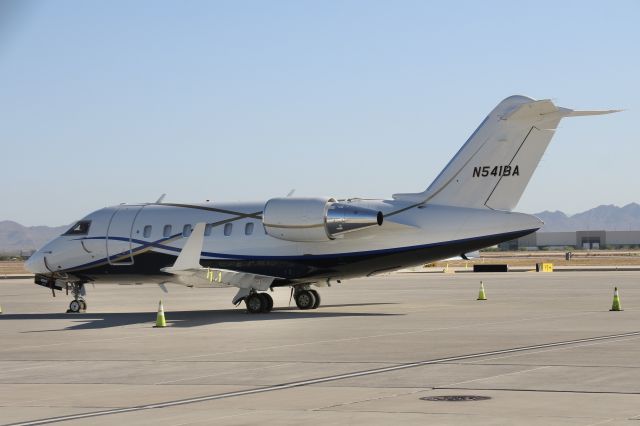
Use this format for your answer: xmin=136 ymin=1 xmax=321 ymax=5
xmin=1 ymin=272 xmax=640 ymax=425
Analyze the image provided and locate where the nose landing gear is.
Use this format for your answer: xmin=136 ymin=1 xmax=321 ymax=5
xmin=66 ymin=282 xmax=87 ymax=313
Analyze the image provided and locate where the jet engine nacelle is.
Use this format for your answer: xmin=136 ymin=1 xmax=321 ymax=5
xmin=262 ymin=197 xmax=383 ymax=242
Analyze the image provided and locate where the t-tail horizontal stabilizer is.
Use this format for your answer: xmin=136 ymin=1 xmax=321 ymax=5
xmin=161 ymin=222 xmax=280 ymax=290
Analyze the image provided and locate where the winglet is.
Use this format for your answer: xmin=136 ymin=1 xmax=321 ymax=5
xmin=163 ymin=222 xmax=207 ymax=271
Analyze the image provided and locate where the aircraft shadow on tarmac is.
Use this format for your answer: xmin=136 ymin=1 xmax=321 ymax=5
xmin=0 ymin=303 xmax=400 ymax=331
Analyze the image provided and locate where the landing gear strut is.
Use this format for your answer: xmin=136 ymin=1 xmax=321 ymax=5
xmin=294 ymin=288 xmax=321 ymax=310
xmin=66 ymin=282 xmax=87 ymax=313
xmin=245 ymin=292 xmax=273 ymax=314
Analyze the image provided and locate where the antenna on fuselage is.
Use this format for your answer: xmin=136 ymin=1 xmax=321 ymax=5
xmin=286 ymin=189 xmax=296 ymax=197
xmin=155 ymin=193 xmax=166 ymax=203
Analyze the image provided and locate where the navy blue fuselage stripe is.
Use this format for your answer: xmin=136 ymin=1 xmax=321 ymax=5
xmin=82 ymin=235 xmax=182 ymax=252
xmin=65 ymin=228 xmax=537 ymax=273
xmin=69 ymin=234 xmax=183 ymax=270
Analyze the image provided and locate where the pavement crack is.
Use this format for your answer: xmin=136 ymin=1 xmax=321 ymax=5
xmin=312 ymin=388 xmax=429 ymax=411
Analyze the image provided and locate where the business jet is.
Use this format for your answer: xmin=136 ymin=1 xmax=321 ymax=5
xmin=25 ymin=95 xmax=617 ymax=314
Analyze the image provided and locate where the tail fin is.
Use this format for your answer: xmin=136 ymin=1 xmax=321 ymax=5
xmin=393 ymin=95 xmax=619 ymax=211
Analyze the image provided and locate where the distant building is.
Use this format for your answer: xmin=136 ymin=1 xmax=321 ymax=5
xmin=499 ymin=230 xmax=640 ymax=250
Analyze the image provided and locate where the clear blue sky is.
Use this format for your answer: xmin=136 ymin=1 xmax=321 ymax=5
xmin=0 ymin=0 xmax=637 ymax=226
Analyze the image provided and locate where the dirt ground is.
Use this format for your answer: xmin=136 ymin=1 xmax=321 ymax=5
xmin=0 ymin=261 xmax=28 ymax=275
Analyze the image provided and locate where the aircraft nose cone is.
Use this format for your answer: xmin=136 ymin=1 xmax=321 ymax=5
xmin=25 ymin=251 xmax=46 ymax=274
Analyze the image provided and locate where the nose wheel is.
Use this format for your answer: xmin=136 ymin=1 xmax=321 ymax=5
xmin=66 ymin=282 xmax=87 ymax=313
xmin=67 ymin=299 xmax=87 ymax=313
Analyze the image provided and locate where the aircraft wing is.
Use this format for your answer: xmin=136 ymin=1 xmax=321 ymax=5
xmin=160 ymin=266 xmax=277 ymax=291
xmin=159 ymin=222 xmax=281 ymax=291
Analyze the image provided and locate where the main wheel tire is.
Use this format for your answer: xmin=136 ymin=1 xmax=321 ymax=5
xmin=310 ymin=290 xmax=321 ymax=309
xmin=259 ymin=293 xmax=274 ymax=313
xmin=79 ymin=299 xmax=87 ymax=311
xmin=245 ymin=293 xmax=264 ymax=314
xmin=295 ymin=290 xmax=316 ymax=310
xmin=68 ymin=300 xmax=82 ymax=313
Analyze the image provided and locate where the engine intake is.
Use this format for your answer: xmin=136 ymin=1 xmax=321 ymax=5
xmin=263 ymin=197 xmax=383 ymax=242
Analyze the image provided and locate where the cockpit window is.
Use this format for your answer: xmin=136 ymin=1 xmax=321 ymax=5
xmin=63 ymin=220 xmax=91 ymax=236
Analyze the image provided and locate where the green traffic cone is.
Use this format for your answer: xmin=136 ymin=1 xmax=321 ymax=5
xmin=610 ymin=287 xmax=622 ymax=312
xmin=477 ymin=281 xmax=487 ymax=301
xmin=155 ymin=300 xmax=167 ymax=327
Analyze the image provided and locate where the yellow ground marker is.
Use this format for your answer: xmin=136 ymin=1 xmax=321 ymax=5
xmin=536 ymin=262 xmax=554 ymax=272
xmin=155 ymin=300 xmax=167 ymax=327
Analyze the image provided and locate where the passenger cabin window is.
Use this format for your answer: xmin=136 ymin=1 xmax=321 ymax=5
xmin=183 ymin=224 xmax=192 ymax=237
xmin=63 ymin=220 xmax=91 ymax=236
xmin=245 ymin=222 xmax=254 ymax=235
xmin=163 ymin=225 xmax=172 ymax=238
xmin=224 ymin=223 xmax=233 ymax=236
xmin=143 ymin=225 xmax=152 ymax=238
xmin=204 ymin=223 xmax=213 ymax=236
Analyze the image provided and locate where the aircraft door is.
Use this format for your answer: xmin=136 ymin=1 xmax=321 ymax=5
xmin=106 ymin=205 xmax=145 ymax=265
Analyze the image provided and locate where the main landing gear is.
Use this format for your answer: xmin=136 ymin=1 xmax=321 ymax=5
xmin=66 ymin=282 xmax=87 ymax=313
xmin=245 ymin=292 xmax=274 ymax=314
xmin=241 ymin=287 xmax=322 ymax=314
xmin=294 ymin=288 xmax=321 ymax=310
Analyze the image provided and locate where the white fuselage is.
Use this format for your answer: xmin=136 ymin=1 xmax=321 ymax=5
xmin=26 ymin=198 xmax=541 ymax=286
